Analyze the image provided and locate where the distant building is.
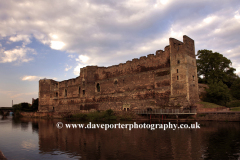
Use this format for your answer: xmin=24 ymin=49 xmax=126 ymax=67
xmin=38 ymin=35 xmax=199 ymax=112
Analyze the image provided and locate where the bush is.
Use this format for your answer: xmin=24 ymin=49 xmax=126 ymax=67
xmin=204 ymin=81 xmax=231 ymax=106
xmin=105 ymin=109 xmax=113 ymax=116
xmin=72 ymin=113 xmax=88 ymax=120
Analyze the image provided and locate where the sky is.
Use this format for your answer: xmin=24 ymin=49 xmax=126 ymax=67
xmin=0 ymin=0 xmax=240 ymax=107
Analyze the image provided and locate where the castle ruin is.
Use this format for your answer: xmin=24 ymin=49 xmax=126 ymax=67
xmin=38 ymin=35 xmax=199 ymax=112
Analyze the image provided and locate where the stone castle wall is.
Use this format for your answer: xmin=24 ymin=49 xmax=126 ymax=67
xmin=38 ymin=35 xmax=199 ymax=112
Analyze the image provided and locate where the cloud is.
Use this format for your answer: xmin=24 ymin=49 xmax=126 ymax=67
xmin=9 ymin=34 xmax=31 ymax=46
xmin=50 ymin=41 xmax=65 ymax=50
xmin=74 ymin=63 xmax=87 ymax=76
xmin=0 ymin=47 xmax=35 ymax=63
xmin=68 ymin=54 xmax=75 ymax=58
xmin=21 ymin=76 xmax=57 ymax=81
xmin=21 ymin=76 xmax=44 ymax=81
xmin=0 ymin=0 xmax=239 ymax=74
xmin=65 ymin=65 xmax=72 ymax=71
xmin=76 ymin=55 xmax=90 ymax=63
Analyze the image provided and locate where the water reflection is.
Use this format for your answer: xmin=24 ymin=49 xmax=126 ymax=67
xmin=0 ymin=116 xmax=240 ymax=160
xmin=34 ymin=119 xmax=240 ymax=160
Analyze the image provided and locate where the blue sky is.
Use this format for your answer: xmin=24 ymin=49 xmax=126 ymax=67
xmin=0 ymin=0 xmax=240 ymax=107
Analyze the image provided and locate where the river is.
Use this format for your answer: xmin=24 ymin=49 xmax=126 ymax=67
xmin=0 ymin=115 xmax=240 ymax=160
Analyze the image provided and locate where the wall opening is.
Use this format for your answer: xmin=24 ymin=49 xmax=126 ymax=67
xmin=82 ymin=81 xmax=85 ymax=86
xmin=193 ymin=76 xmax=195 ymax=81
xmin=83 ymin=90 xmax=85 ymax=95
xmin=177 ymin=60 xmax=180 ymax=64
xmin=114 ymin=80 xmax=118 ymax=84
xmin=147 ymin=108 xmax=152 ymax=111
xmin=53 ymin=107 xmax=55 ymax=111
xmin=79 ymin=87 xmax=81 ymax=94
xmin=56 ymin=92 xmax=58 ymax=97
xmin=177 ymin=69 xmax=178 ymax=73
xmin=177 ymin=76 xmax=179 ymax=80
xmin=96 ymin=83 xmax=100 ymax=92
xmin=65 ymin=89 xmax=67 ymax=97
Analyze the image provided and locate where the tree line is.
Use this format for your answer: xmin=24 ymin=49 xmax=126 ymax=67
xmin=12 ymin=98 xmax=38 ymax=112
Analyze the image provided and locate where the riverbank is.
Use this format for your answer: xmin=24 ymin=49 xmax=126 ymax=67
xmin=195 ymin=111 xmax=240 ymax=121
xmin=19 ymin=110 xmax=143 ymax=121
xmin=18 ymin=110 xmax=240 ymax=121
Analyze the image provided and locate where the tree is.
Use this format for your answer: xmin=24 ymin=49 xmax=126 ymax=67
xmin=12 ymin=102 xmax=31 ymax=112
xmin=31 ymin=98 xmax=38 ymax=111
xmin=230 ymin=78 xmax=240 ymax=100
xmin=197 ymin=50 xmax=237 ymax=87
xmin=204 ymin=81 xmax=231 ymax=106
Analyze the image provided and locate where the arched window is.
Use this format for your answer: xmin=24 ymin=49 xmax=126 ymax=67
xmin=96 ymin=83 xmax=100 ymax=92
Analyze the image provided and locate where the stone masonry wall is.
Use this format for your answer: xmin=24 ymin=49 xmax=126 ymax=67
xmin=38 ymin=35 xmax=199 ymax=112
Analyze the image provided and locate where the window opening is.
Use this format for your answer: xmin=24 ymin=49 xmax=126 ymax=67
xmin=96 ymin=83 xmax=100 ymax=92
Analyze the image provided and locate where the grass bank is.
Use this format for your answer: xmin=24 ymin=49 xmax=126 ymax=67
xmin=230 ymin=107 xmax=240 ymax=111
xmin=197 ymin=101 xmax=224 ymax=108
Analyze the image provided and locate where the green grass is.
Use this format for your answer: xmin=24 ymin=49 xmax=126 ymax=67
xmin=197 ymin=101 xmax=224 ymax=108
xmin=226 ymin=100 xmax=240 ymax=108
xmin=230 ymin=107 xmax=240 ymax=111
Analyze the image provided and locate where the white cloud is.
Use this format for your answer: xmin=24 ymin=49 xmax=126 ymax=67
xmin=73 ymin=63 xmax=87 ymax=76
xmin=21 ymin=76 xmax=43 ymax=81
xmin=203 ymin=16 xmax=215 ymax=24
xmin=234 ymin=11 xmax=240 ymax=19
xmin=76 ymin=55 xmax=90 ymax=63
xmin=49 ymin=33 xmax=59 ymax=39
xmin=68 ymin=54 xmax=75 ymax=58
xmin=21 ymin=75 xmax=57 ymax=81
xmin=50 ymin=41 xmax=65 ymax=50
xmin=65 ymin=65 xmax=72 ymax=71
xmin=0 ymin=47 xmax=35 ymax=63
xmin=9 ymin=34 xmax=31 ymax=46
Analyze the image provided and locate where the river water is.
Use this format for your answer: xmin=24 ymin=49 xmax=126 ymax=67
xmin=0 ymin=115 xmax=240 ymax=160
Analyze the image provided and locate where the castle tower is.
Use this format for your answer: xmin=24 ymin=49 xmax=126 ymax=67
xmin=169 ymin=35 xmax=199 ymax=107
